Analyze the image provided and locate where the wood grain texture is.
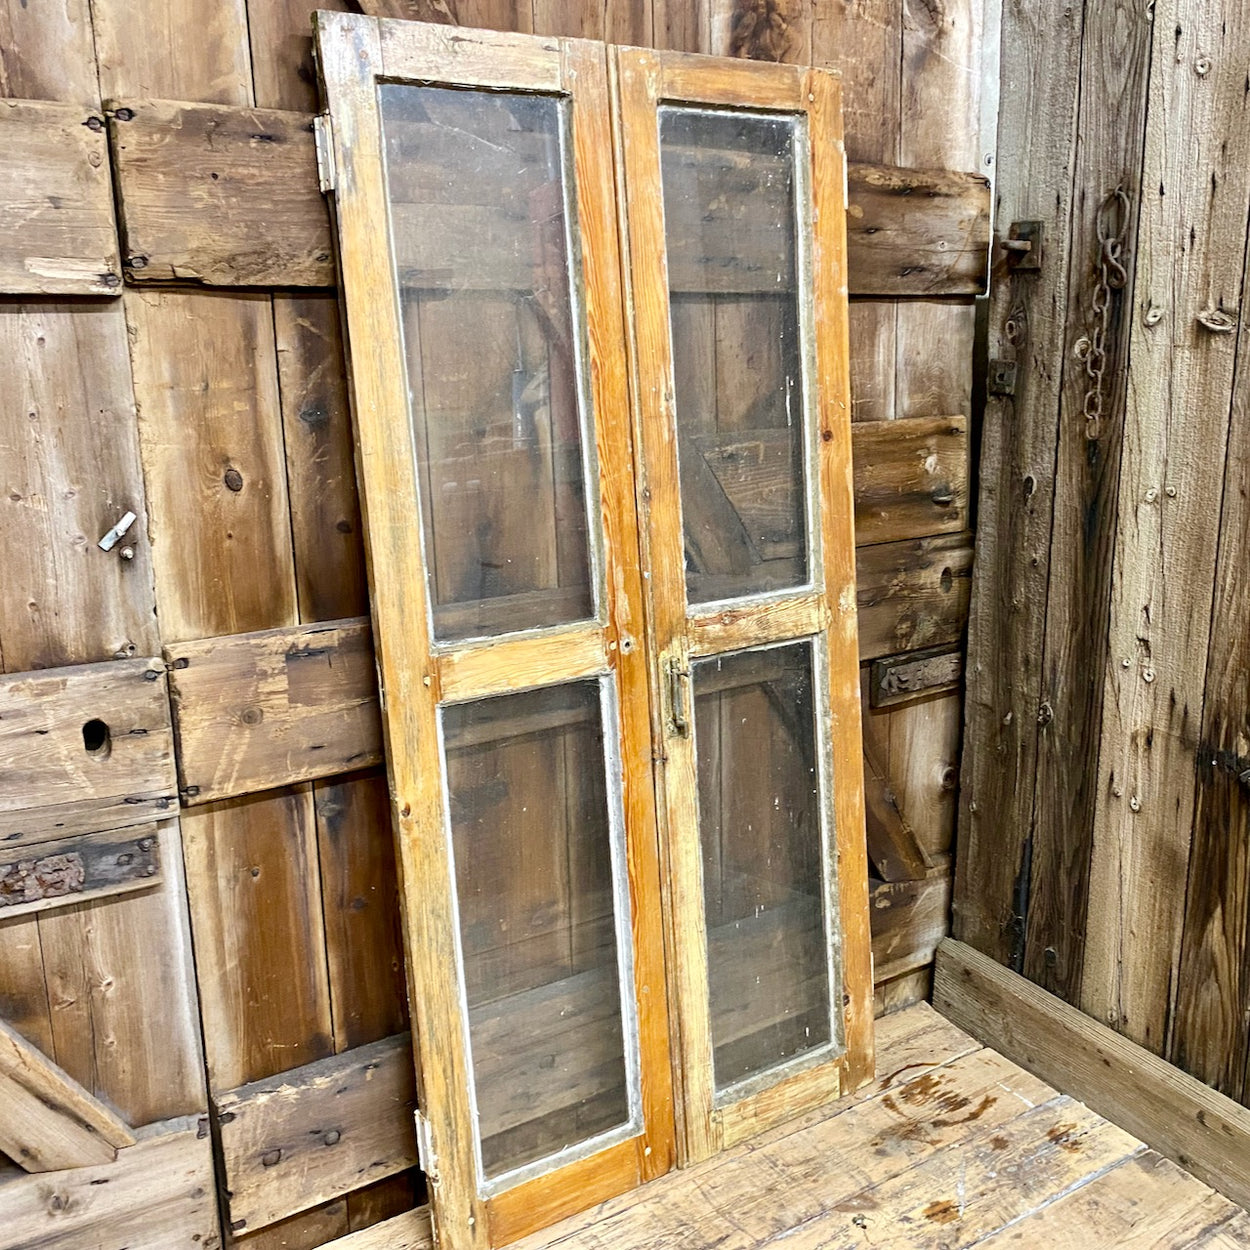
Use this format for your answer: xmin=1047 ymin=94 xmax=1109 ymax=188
xmin=0 ymin=1013 xmax=136 ymax=1171
xmin=0 ymin=301 xmax=160 ymax=673
xmin=0 ymin=99 xmax=121 ymax=294
xmin=936 ymin=939 xmax=1250 ymax=1213
xmin=0 ymin=0 xmax=99 ymax=105
xmin=0 ymin=658 xmax=176 ymax=842
xmin=862 ymin=739 xmax=932 ymax=882
xmin=127 ymin=288 xmax=297 ymax=644
xmin=870 ymin=867 xmax=951 ymax=983
xmin=1024 ymin=0 xmax=1153 ymax=1001
xmin=851 ymin=414 xmax=967 ymax=544
xmin=321 ymin=1208 xmax=433 ymax=1250
xmin=168 ymin=621 xmax=381 ymax=803
xmin=216 ymin=1033 xmax=418 ymax=1235
xmin=955 ymin=1 xmax=1086 ymax=967
xmin=109 ymin=101 xmax=333 ymax=286
xmin=0 ymin=1115 xmax=221 ymax=1250
xmin=1082 ymin=0 xmax=1250 ymax=1050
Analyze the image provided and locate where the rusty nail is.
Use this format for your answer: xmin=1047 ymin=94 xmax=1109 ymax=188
xmin=119 ymin=545 xmax=135 ymax=561
xmin=113 ymin=107 xmax=135 ymax=121
xmin=84 ymin=115 xmax=104 ymax=131
xmin=262 ymin=1149 xmax=282 ymax=1167
xmin=324 ymin=1129 xmax=341 ymax=1146
xmin=127 ymin=255 xmax=148 ymax=270
xmin=144 ymin=669 xmax=161 ymax=681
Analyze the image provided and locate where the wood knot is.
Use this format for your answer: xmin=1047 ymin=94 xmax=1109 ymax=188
xmin=729 ymin=0 xmax=800 ymax=61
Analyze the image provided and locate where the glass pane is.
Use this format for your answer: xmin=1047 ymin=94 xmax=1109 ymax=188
xmin=442 ymin=681 xmax=634 ymax=1180
xmin=660 ymin=107 xmax=811 ymax=605
xmin=380 ymin=85 xmax=596 ymax=641
xmin=693 ymin=641 xmax=832 ymax=1090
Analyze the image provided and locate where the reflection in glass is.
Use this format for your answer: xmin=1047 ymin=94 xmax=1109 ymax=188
xmin=660 ymin=106 xmax=811 ymax=605
xmin=441 ymin=681 xmax=634 ymax=1179
xmin=693 ymin=641 xmax=832 ymax=1090
xmin=380 ymin=85 xmax=596 ymax=640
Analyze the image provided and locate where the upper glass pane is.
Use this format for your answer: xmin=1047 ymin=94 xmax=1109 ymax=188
xmin=441 ymin=680 xmax=637 ymax=1182
xmin=659 ymin=107 xmax=812 ymax=606
xmin=692 ymin=641 xmax=832 ymax=1091
xmin=380 ymin=85 xmax=597 ymax=641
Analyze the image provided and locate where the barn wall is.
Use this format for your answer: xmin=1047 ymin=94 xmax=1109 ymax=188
xmin=958 ymin=0 xmax=1250 ymax=1111
xmin=0 ymin=0 xmax=992 ymax=1243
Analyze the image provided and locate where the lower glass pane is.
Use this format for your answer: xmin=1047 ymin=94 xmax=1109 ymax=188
xmin=441 ymin=680 xmax=634 ymax=1180
xmin=692 ymin=641 xmax=832 ymax=1090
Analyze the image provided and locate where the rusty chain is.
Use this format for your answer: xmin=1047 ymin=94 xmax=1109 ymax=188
xmin=1082 ymin=186 xmax=1131 ymax=438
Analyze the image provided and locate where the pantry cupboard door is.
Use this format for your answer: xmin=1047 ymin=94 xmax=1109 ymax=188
xmin=614 ymin=47 xmax=874 ymax=1165
xmin=315 ymin=15 xmax=675 ymax=1247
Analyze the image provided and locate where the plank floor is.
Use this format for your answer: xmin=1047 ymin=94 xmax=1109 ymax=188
xmin=514 ymin=1003 xmax=1250 ymax=1249
xmin=344 ymin=1002 xmax=1250 ymax=1249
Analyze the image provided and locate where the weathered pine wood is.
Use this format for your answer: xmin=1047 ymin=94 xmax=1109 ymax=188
xmin=935 ymin=938 xmax=1250 ymax=1212
xmin=1170 ymin=211 xmax=1250 ymax=1099
xmin=103 ymin=94 xmax=989 ymax=295
xmin=0 ymin=1114 xmax=221 ymax=1250
xmin=109 ymin=101 xmax=332 ymax=286
xmin=0 ymin=0 xmax=99 ymax=105
xmin=0 ymin=301 xmax=160 ymax=673
xmin=0 ymin=658 xmax=176 ymax=842
xmin=851 ymin=415 xmax=966 ymax=545
xmin=0 ymin=824 xmax=161 ymax=921
xmin=167 ymin=621 xmax=381 ymax=803
xmin=955 ymin=2 xmax=1086 ymax=968
xmin=861 ymin=740 xmax=932 ymax=882
xmin=216 ymin=1033 xmax=417 ymax=1235
xmin=1082 ymin=0 xmax=1250 ymax=1050
xmin=0 ymin=1013 xmax=136 ymax=1171
xmin=321 ymin=1208 xmax=433 ymax=1250
xmin=870 ymin=867 xmax=951 ymax=982
xmin=0 ymin=99 xmax=121 ymax=294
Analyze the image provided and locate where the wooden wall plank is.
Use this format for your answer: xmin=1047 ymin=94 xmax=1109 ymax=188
xmin=1022 ymin=0 xmax=1153 ymax=1000
xmin=0 ymin=658 xmax=175 ymax=842
xmin=216 ymin=1033 xmax=417 ymax=1236
xmin=110 ymin=102 xmax=332 ymax=287
xmin=0 ymin=0 xmax=99 ymax=106
xmin=1082 ymin=0 xmax=1250 ymax=1050
xmin=0 ymin=100 xmax=121 ymax=295
xmin=0 ymin=301 xmax=159 ymax=672
xmin=181 ymin=790 xmax=334 ymax=1090
xmin=0 ymin=1115 xmax=221 ymax=1250
xmin=954 ymin=1 xmax=1085 ymax=967
xmin=871 ymin=867 xmax=951 ymax=983
xmin=248 ymin=0 xmax=352 ymax=114
xmin=322 ymin=1208 xmax=432 ymax=1250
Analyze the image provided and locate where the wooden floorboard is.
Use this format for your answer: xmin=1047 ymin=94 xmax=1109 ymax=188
xmin=506 ymin=1003 xmax=1245 ymax=1250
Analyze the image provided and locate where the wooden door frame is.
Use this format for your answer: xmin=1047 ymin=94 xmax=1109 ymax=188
xmin=613 ymin=46 xmax=874 ymax=1165
xmin=315 ymin=14 xmax=675 ymax=1246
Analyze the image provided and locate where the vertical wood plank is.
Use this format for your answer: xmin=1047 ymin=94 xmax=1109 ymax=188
xmin=248 ymin=0 xmax=352 ymax=113
xmin=0 ymin=0 xmax=99 ymax=105
xmin=954 ymin=2 xmax=1085 ymax=965
xmin=1082 ymin=0 xmax=1250 ymax=1050
xmin=1022 ymin=0 xmax=1153 ymax=999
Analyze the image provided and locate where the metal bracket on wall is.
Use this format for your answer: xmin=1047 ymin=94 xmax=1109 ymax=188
xmin=1003 ymin=220 xmax=1043 ymax=273
xmin=988 ymin=359 xmax=1018 ymax=398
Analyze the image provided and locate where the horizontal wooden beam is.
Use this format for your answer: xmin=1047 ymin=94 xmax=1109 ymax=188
xmin=0 ymin=1016 xmax=135 ymax=1172
xmin=869 ymin=644 xmax=964 ymax=709
xmin=0 ymin=98 xmax=121 ymax=294
xmin=0 ymin=658 xmax=178 ymax=846
xmin=871 ymin=867 xmax=951 ymax=982
xmin=0 ymin=1114 xmax=218 ymax=1249
xmin=168 ymin=530 xmax=972 ymax=804
xmin=106 ymin=98 xmax=989 ymax=295
xmin=322 ymin=1208 xmax=433 ymax=1250
xmin=933 ymin=939 xmax=1250 ymax=1212
xmin=215 ymin=1032 xmax=418 ymax=1235
xmin=0 ymin=824 xmax=161 ymax=922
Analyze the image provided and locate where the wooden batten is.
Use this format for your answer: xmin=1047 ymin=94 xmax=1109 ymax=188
xmin=0 ymin=824 xmax=162 ymax=921
xmin=934 ymin=939 xmax=1250 ymax=1213
xmin=0 ymin=657 xmax=179 ymax=844
xmin=869 ymin=644 xmax=964 ymax=709
xmin=165 ymin=620 xmax=382 ymax=803
xmin=862 ymin=740 xmax=932 ymax=882
xmin=108 ymin=100 xmax=333 ymax=286
xmin=103 ymin=95 xmax=988 ymax=296
xmin=870 ymin=868 xmax=951 ymax=982
xmin=0 ymin=1015 xmax=136 ymax=1172
xmin=215 ymin=1032 xmax=418 ymax=1235
xmin=321 ymin=1208 xmax=433 ymax=1250
xmin=0 ymin=98 xmax=122 ymax=294
xmin=0 ymin=1114 xmax=220 ymax=1250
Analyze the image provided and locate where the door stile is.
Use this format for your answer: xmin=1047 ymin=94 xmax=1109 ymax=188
xmin=318 ymin=14 xmax=675 ymax=1246
xmin=614 ymin=46 xmax=874 ymax=1162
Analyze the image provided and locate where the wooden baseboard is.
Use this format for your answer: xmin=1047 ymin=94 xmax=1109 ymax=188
xmin=933 ymin=938 xmax=1250 ymax=1211
xmin=321 ymin=1206 xmax=433 ymax=1250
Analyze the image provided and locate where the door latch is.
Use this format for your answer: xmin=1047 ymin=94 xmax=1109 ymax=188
xmin=664 ymin=656 xmax=691 ymax=738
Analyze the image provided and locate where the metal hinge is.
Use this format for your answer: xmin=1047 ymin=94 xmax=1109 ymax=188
xmin=664 ymin=655 xmax=690 ymax=738
xmin=313 ymin=113 xmax=336 ymax=194
xmin=414 ymin=1109 xmax=439 ymax=1184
